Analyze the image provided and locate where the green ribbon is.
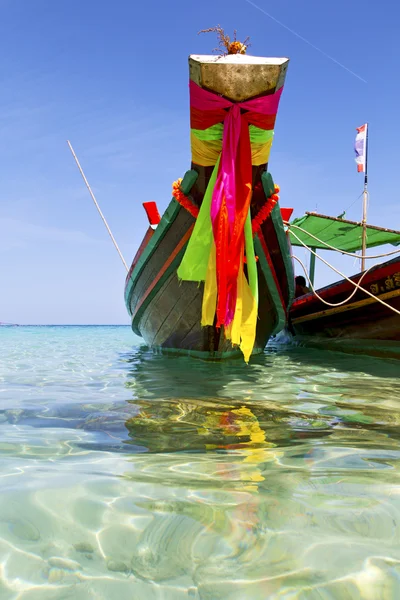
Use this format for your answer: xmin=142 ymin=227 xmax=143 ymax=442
xmin=191 ymin=124 xmax=273 ymax=144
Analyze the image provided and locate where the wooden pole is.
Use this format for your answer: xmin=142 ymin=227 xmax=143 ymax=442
xmin=309 ymin=248 xmax=316 ymax=286
xmin=361 ymin=124 xmax=369 ymax=271
xmin=67 ymin=141 xmax=129 ymax=272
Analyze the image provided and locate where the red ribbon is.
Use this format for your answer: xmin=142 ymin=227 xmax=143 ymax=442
xmin=189 ymin=81 xmax=284 ymax=326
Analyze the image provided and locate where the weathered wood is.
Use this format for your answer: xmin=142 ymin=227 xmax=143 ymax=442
xmin=162 ymin=291 xmax=208 ymax=351
xmin=254 ymin=261 xmax=278 ymax=346
xmin=290 ymin=257 xmax=400 ymax=358
xmin=129 ymin=207 xmax=195 ymax=315
xmin=126 ymin=183 xmax=290 ymax=357
xmin=127 ymin=216 xmax=279 ymax=357
xmin=124 ymin=53 xmax=292 ymax=359
xmin=261 ymin=214 xmax=290 ymax=308
xmin=189 ymin=54 xmax=289 ymax=102
xmin=152 ymin=278 xmax=202 ymax=347
xmin=250 ymin=173 xmax=291 ymax=308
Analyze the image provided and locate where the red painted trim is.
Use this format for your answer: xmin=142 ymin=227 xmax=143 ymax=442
xmin=257 ymin=229 xmax=287 ymax=311
xmin=125 ymin=228 xmax=154 ymax=293
xmin=131 ymin=224 xmax=195 ymax=320
xmin=280 ymin=208 xmax=293 ymax=222
xmin=292 ymin=258 xmax=400 ymax=312
xmin=143 ymin=202 xmax=161 ymax=226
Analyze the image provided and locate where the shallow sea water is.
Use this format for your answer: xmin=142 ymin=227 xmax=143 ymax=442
xmin=1 ymin=325 xmax=400 ymax=599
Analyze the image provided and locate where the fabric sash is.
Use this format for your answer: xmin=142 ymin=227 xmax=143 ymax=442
xmin=177 ymin=81 xmax=284 ymax=360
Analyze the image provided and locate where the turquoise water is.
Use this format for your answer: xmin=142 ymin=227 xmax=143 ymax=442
xmin=1 ymin=326 xmax=400 ymax=599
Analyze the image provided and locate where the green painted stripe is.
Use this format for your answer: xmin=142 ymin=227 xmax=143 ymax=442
xmin=254 ymin=234 xmax=287 ymax=335
xmin=131 ymin=244 xmax=188 ymax=336
xmin=133 ymin=216 xmax=287 ymax=340
xmin=261 ymin=171 xmax=294 ymax=308
xmin=124 ymin=169 xmax=198 ymax=315
xmin=261 ymin=171 xmax=275 ymax=199
xmin=270 ymin=203 xmax=295 ymax=307
xmin=125 ymin=197 xmax=180 ymax=315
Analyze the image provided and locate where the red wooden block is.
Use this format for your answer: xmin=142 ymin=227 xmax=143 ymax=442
xmin=280 ymin=208 xmax=293 ymax=222
xmin=143 ymin=202 xmax=161 ymax=226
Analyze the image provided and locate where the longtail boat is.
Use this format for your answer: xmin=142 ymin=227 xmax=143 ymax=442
xmin=124 ymin=37 xmax=294 ymax=361
xmin=288 ymin=212 xmax=400 ymax=359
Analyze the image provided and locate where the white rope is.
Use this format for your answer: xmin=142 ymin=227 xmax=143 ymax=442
xmin=290 ymin=229 xmax=400 ymax=316
xmin=293 ymin=255 xmax=374 ymax=307
xmin=67 ymin=141 xmax=129 ymax=272
xmin=286 ymin=221 xmax=400 ymax=260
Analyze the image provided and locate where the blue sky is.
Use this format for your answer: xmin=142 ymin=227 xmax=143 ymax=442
xmin=0 ymin=0 xmax=398 ymax=324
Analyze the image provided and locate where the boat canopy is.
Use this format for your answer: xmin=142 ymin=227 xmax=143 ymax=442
xmin=288 ymin=212 xmax=400 ymax=253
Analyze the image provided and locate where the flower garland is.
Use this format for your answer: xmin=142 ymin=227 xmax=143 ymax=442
xmin=172 ymin=178 xmax=281 ymax=233
xmin=172 ymin=179 xmax=199 ymax=219
xmin=251 ymin=184 xmax=280 ymax=234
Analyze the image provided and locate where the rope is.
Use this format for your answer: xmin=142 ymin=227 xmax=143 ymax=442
xmin=293 ymin=255 xmax=373 ymax=307
xmin=290 ymin=229 xmax=400 ymax=316
xmin=286 ymin=222 xmax=400 ymax=260
xmin=343 ymin=190 xmax=364 ymax=214
xmin=67 ymin=141 xmax=129 ymax=272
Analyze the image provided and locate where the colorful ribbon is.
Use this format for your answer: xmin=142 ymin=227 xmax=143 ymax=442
xmin=178 ymin=81 xmax=284 ymax=361
xmin=191 ymin=124 xmax=274 ymax=166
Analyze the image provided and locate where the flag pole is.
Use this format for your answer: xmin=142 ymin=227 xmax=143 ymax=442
xmin=361 ymin=123 xmax=369 ymax=271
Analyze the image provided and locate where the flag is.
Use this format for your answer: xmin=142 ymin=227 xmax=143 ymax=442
xmin=355 ymin=123 xmax=367 ymax=173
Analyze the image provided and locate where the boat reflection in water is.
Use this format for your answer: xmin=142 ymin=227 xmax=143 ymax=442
xmin=58 ymin=344 xmax=400 ymax=597
xmin=122 ymin=346 xmax=336 ymax=459
xmin=123 ymin=348 xmax=280 ymax=490
xmin=114 ymin=346 xmax=353 ymax=593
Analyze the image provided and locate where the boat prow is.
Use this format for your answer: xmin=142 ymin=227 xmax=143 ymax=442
xmin=125 ymin=48 xmax=294 ymax=360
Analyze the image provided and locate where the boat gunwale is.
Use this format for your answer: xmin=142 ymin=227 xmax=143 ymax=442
xmin=125 ymin=171 xmax=199 ymax=315
xmin=130 ymin=225 xmax=195 ymax=335
xmin=291 ymin=288 xmax=400 ymax=325
xmin=254 ymin=232 xmax=286 ymax=334
xmin=124 ymin=197 xmax=182 ymax=315
xmin=270 ymin=203 xmax=295 ymax=308
xmin=127 ymin=218 xmax=289 ymax=342
xmin=291 ymin=256 xmax=400 ymax=314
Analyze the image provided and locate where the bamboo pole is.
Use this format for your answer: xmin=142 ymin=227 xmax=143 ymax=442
xmin=67 ymin=141 xmax=129 ymax=272
xmin=360 ymin=124 xmax=369 ymax=272
xmin=309 ymin=248 xmax=316 ymax=286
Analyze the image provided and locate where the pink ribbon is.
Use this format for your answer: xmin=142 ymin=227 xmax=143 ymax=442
xmin=189 ymin=81 xmax=284 ymax=325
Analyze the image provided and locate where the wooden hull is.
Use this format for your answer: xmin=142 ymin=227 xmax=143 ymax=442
xmin=125 ymin=195 xmax=293 ymax=359
xmin=124 ymin=53 xmax=292 ymax=359
xmin=290 ymin=258 xmax=400 ymax=359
